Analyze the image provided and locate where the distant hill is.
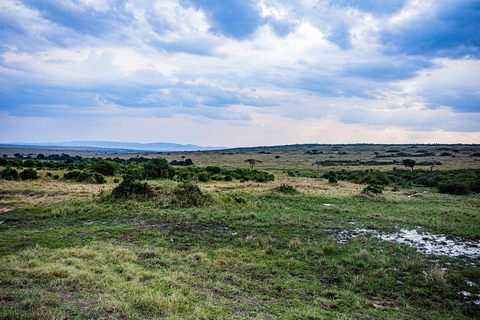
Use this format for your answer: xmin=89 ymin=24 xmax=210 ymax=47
xmin=6 ymin=141 xmax=225 ymax=152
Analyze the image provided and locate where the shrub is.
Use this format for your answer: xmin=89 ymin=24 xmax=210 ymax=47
xmin=172 ymin=182 xmax=209 ymax=207
xmin=362 ymin=184 xmax=384 ymax=194
xmin=124 ymin=166 xmax=143 ymax=180
xmin=273 ymin=184 xmax=300 ymax=195
xmin=53 ymin=174 xmax=59 ymax=180
xmin=437 ymin=180 xmax=471 ymax=195
xmin=1 ymin=168 xmax=19 ymax=180
xmin=91 ymin=158 xmax=116 ymax=176
xmin=176 ymin=168 xmax=196 ymax=182
xmin=205 ymin=166 xmax=221 ymax=174
xmin=23 ymin=160 xmax=35 ymax=168
xmin=112 ymin=175 xmax=152 ymax=199
xmin=64 ymin=170 xmax=82 ymax=180
xmin=0 ymin=158 xmax=8 ymax=166
xmin=328 ymin=176 xmax=337 ymax=183
xmin=143 ymin=158 xmax=175 ymax=180
xmin=197 ymin=171 xmax=210 ymax=182
xmin=93 ymin=173 xmax=106 ymax=184
xmin=20 ymin=168 xmax=38 ymax=180
xmin=77 ymin=171 xmax=94 ymax=182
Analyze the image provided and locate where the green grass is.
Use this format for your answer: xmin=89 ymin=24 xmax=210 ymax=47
xmin=1 ymin=179 xmax=480 ymax=319
xmin=1 ymin=144 xmax=480 ymax=318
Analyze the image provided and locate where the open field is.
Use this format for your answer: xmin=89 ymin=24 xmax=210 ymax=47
xmin=1 ymin=144 xmax=480 ymax=319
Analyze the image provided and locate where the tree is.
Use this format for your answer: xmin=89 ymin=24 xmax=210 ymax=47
xmin=245 ymin=159 xmax=262 ymax=170
xmin=403 ymin=159 xmax=416 ymax=172
xmin=312 ymin=159 xmax=322 ymax=171
xmin=275 ymin=155 xmax=280 ymax=163
xmin=36 ymin=154 xmax=45 ymax=160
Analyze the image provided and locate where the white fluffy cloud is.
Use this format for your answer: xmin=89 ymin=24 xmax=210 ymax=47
xmin=0 ymin=0 xmax=479 ymax=146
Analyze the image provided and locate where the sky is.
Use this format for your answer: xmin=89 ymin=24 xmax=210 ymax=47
xmin=0 ymin=0 xmax=479 ymax=147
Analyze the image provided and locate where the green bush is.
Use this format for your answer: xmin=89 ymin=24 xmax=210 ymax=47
xmin=362 ymin=184 xmax=384 ymax=194
xmin=20 ymin=168 xmax=38 ymax=180
xmin=143 ymin=158 xmax=175 ymax=180
xmin=197 ymin=171 xmax=210 ymax=182
xmin=273 ymin=184 xmax=300 ymax=195
xmin=112 ymin=175 xmax=152 ymax=199
xmin=205 ymin=166 xmax=221 ymax=174
xmin=438 ymin=180 xmax=471 ymax=195
xmin=172 ymin=182 xmax=210 ymax=207
xmin=93 ymin=173 xmax=106 ymax=184
xmin=23 ymin=160 xmax=35 ymax=168
xmin=64 ymin=170 xmax=82 ymax=180
xmin=1 ymin=168 xmax=19 ymax=180
xmin=91 ymin=158 xmax=116 ymax=176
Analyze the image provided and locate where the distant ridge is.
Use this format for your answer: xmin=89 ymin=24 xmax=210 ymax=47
xmin=6 ymin=141 xmax=225 ymax=152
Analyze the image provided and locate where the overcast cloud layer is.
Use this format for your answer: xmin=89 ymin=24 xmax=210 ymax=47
xmin=1 ymin=0 xmax=479 ymax=146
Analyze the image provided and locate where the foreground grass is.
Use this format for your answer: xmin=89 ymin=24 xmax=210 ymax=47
xmin=1 ymin=178 xmax=479 ymax=319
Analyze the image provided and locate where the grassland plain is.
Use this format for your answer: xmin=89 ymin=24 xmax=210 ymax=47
xmin=1 ymin=144 xmax=480 ymax=319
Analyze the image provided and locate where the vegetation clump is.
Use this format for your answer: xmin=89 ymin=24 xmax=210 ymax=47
xmin=171 ymin=182 xmax=210 ymax=207
xmin=112 ymin=175 xmax=152 ymax=199
xmin=64 ymin=170 xmax=105 ymax=184
xmin=143 ymin=158 xmax=175 ymax=180
xmin=362 ymin=183 xmax=384 ymax=194
xmin=437 ymin=180 xmax=471 ymax=195
xmin=90 ymin=158 xmax=117 ymax=176
xmin=1 ymin=167 xmax=19 ymax=180
xmin=19 ymin=168 xmax=38 ymax=180
xmin=273 ymin=184 xmax=300 ymax=195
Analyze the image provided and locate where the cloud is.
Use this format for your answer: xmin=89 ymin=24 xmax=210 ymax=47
xmin=380 ymin=0 xmax=480 ymax=58
xmin=0 ymin=0 xmax=479 ymax=145
xmin=19 ymin=0 xmax=134 ymax=37
xmin=181 ymin=0 xmax=264 ymax=39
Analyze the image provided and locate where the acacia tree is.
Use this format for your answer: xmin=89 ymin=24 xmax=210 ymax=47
xmin=312 ymin=159 xmax=322 ymax=171
xmin=245 ymin=159 xmax=262 ymax=170
xmin=275 ymin=155 xmax=280 ymax=163
xmin=403 ymin=159 xmax=416 ymax=172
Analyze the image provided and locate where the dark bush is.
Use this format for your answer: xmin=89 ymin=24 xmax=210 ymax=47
xmin=205 ymin=166 xmax=221 ymax=174
xmin=76 ymin=171 xmax=93 ymax=182
xmin=64 ymin=170 xmax=82 ymax=180
xmin=23 ymin=160 xmax=35 ymax=168
xmin=0 ymin=158 xmax=8 ymax=166
xmin=124 ymin=166 xmax=143 ymax=180
xmin=172 ymin=182 xmax=209 ymax=207
xmin=273 ymin=184 xmax=300 ymax=195
xmin=438 ymin=181 xmax=471 ymax=195
xmin=198 ymin=171 xmax=210 ymax=182
xmin=91 ymin=158 xmax=116 ymax=176
xmin=143 ymin=158 xmax=175 ymax=180
xmin=94 ymin=173 xmax=106 ymax=184
xmin=1 ymin=168 xmax=19 ymax=180
xmin=328 ymin=176 xmax=337 ymax=183
xmin=362 ymin=184 xmax=384 ymax=194
xmin=112 ymin=175 xmax=152 ymax=199
xmin=20 ymin=168 xmax=38 ymax=180
xmin=176 ymin=168 xmax=196 ymax=182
